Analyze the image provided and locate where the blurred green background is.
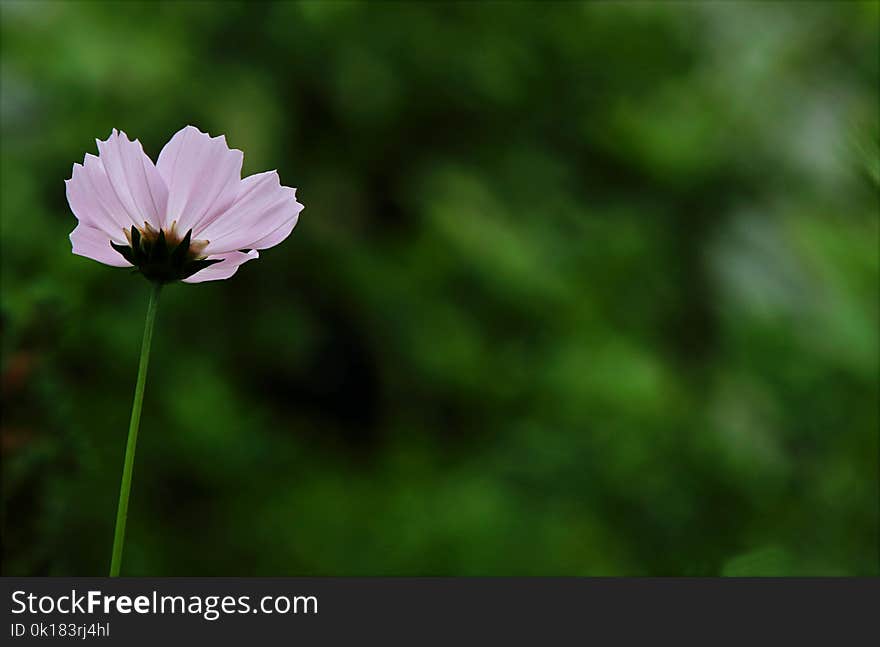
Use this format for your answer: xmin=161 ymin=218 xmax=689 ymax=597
xmin=1 ymin=1 xmax=878 ymax=576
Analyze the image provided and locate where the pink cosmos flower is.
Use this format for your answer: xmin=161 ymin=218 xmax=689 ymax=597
xmin=66 ymin=125 xmax=303 ymax=283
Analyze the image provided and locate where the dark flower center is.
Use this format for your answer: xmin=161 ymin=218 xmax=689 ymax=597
xmin=111 ymin=223 xmax=220 ymax=283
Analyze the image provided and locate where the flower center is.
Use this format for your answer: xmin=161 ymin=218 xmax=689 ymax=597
xmin=111 ymin=221 xmax=220 ymax=283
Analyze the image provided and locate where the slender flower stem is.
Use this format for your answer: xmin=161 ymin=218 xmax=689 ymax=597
xmin=110 ymin=281 xmax=162 ymax=576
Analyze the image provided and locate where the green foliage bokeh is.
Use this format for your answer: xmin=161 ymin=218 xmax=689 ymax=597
xmin=1 ymin=0 xmax=878 ymax=575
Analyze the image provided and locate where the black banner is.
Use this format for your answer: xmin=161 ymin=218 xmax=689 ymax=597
xmin=1 ymin=578 xmax=877 ymax=644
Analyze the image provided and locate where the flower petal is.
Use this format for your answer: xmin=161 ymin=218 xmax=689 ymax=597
xmin=70 ymin=223 xmax=132 ymax=267
xmin=67 ymin=152 xmax=146 ymax=236
xmin=182 ymin=250 xmax=259 ymax=283
xmin=198 ymin=171 xmax=303 ymax=254
xmin=93 ymin=129 xmax=168 ymax=230
xmin=248 ymin=213 xmax=298 ymax=250
xmin=157 ymin=125 xmax=243 ymax=234
xmin=66 ymin=163 xmax=125 ymax=240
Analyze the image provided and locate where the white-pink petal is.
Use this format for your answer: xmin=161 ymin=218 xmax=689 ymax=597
xmin=198 ymin=171 xmax=303 ymax=254
xmin=182 ymin=250 xmax=259 ymax=283
xmin=94 ymin=129 xmax=168 ymax=230
xmin=71 ymin=153 xmax=142 ymax=234
xmin=66 ymin=164 xmax=126 ymax=240
xmin=248 ymin=212 xmax=299 ymax=250
xmin=157 ymin=125 xmax=243 ymax=234
xmin=70 ymin=223 xmax=131 ymax=267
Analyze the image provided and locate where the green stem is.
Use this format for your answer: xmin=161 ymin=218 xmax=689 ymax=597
xmin=110 ymin=281 xmax=162 ymax=577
